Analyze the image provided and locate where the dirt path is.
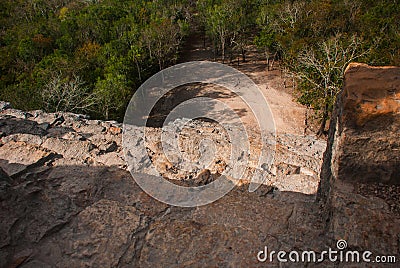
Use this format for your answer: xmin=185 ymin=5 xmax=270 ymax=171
xmin=178 ymin=31 xmax=309 ymax=136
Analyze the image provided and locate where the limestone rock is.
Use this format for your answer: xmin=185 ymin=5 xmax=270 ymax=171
xmin=1 ymin=63 xmax=398 ymax=268
xmin=0 ymin=141 xmax=53 ymax=176
xmin=54 ymin=199 xmax=142 ymax=267
xmin=0 ymin=104 xmax=329 ymax=267
xmin=336 ymin=63 xmax=400 ymax=184
xmin=0 ymin=101 xmax=11 ymax=111
xmin=318 ymin=63 xmax=400 ymax=260
xmin=42 ymin=137 xmax=92 ymax=161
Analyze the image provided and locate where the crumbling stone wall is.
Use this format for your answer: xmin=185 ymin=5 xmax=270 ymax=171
xmin=319 ymin=63 xmax=400 ymax=200
xmin=318 ymin=63 xmax=400 ymax=258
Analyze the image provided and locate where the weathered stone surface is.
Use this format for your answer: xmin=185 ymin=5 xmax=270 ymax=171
xmin=335 ymin=63 xmax=400 ymax=184
xmin=124 ymin=119 xmax=326 ymax=194
xmin=0 ymin=101 xmax=11 ymax=112
xmin=1 ymin=133 xmax=44 ymax=146
xmin=274 ymin=174 xmax=319 ymax=195
xmin=42 ymin=137 xmax=92 ymax=161
xmin=0 ymin=103 xmax=330 ymax=267
xmin=0 ymin=117 xmax=47 ymax=137
xmin=54 ymin=199 xmax=142 ymax=267
xmin=0 ymin=141 xmax=53 ymax=176
xmin=1 ymin=62 xmax=399 ymax=268
xmin=0 ymin=109 xmax=32 ymax=120
xmin=318 ymin=63 xmax=400 ymax=262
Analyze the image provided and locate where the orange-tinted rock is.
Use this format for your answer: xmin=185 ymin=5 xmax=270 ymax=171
xmin=342 ymin=63 xmax=400 ymax=128
xmin=337 ymin=63 xmax=400 ymax=184
xmin=0 ymin=102 xmax=327 ymax=267
xmin=319 ymin=63 xmax=400 ymax=260
xmin=108 ymin=126 xmax=122 ymax=135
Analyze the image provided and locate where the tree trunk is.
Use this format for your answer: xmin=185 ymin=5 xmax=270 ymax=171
xmin=158 ymin=58 xmax=162 ymax=71
xmin=304 ymin=107 xmax=309 ymax=136
xmin=135 ymin=60 xmax=142 ymax=82
xmin=105 ymin=107 xmax=109 ymax=121
xmin=265 ymin=50 xmax=270 ymax=71
xmin=203 ymin=30 xmax=206 ymax=48
xmin=213 ymin=39 xmax=217 ymax=61
xmin=317 ymin=103 xmax=329 ymax=137
xmin=221 ymin=41 xmax=225 ymax=63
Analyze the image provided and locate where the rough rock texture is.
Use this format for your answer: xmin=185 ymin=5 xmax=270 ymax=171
xmin=318 ymin=63 xmax=400 ymax=262
xmin=0 ymin=62 xmax=399 ymax=267
xmin=125 ymin=119 xmax=325 ymax=194
xmin=0 ymin=102 xmax=330 ymax=267
xmin=336 ymin=63 xmax=399 ymax=184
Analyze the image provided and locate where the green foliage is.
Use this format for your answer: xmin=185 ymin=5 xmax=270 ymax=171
xmin=94 ymin=73 xmax=130 ymax=120
xmin=253 ymin=0 xmax=399 ymax=134
xmin=1 ymin=0 xmax=398 ymax=128
xmin=17 ymin=38 xmax=36 ymax=61
xmin=198 ymin=0 xmax=258 ymax=62
xmin=1 ymin=0 xmax=190 ymax=121
xmin=254 ymin=29 xmax=277 ymax=54
xmin=142 ymin=18 xmax=185 ymax=70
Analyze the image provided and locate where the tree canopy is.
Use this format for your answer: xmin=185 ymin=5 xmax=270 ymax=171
xmin=1 ymin=0 xmax=398 ymax=128
xmin=0 ymin=0 xmax=191 ymax=120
